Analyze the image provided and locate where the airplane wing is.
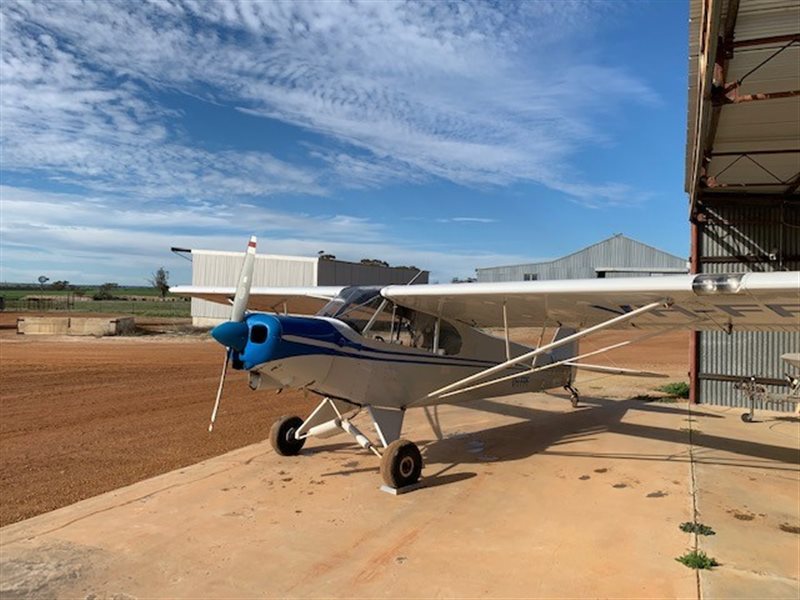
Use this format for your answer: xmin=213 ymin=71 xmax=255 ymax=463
xmin=170 ymin=285 xmax=344 ymax=315
xmin=382 ymin=272 xmax=800 ymax=332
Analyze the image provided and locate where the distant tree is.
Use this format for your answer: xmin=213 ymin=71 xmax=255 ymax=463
xmin=360 ymin=258 xmax=390 ymax=267
xmin=451 ymin=276 xmax=477 ymax=284
xmin=149 ymin=267 xmax=170 ymax=298
xmin=318 ymin=254 xmax=336 ymax=261
xmin=93 ymin=282 xmax=119 ymax=301
xmin=51 ymin=280 xmax=69 ymax=291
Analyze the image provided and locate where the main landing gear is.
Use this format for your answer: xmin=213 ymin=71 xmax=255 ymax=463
xmin=380 ymin=439 xmax=423 ymax=488
xmin=268 ymin=399 xmax=424 ymax=490
xmin=270 ymin=415 xmax=306 ymax=456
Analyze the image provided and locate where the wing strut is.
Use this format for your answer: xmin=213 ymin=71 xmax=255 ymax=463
xmin=436 ymin=324 xmax=683 ymax=400
xmin=424 ymin=299 xmax=671 ymax=402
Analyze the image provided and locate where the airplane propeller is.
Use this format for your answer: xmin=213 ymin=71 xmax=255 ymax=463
xmin=207 ymin=235 xmax=257 ymax=432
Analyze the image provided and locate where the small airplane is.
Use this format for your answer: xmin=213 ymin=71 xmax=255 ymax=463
xmin=172 ymin=237 xmax=800 ymax=489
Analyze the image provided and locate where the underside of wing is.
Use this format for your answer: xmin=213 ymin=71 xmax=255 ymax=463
xmin=382 ymin=272 xmax=800 ymax=332
xmin=565 ymin=363 xmax=667 ymax=378
xmin=170 ymin=285 xmax=344 ymax=315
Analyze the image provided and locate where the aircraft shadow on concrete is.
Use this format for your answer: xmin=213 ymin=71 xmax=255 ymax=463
xmin=419 ymin=395 xmax=799 ymax=475
xmin=309 ymin=394 xmax=797 ymax=487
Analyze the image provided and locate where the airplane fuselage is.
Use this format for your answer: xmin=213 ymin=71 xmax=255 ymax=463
xmin=232 ymin=313 xmax=574 ymax=409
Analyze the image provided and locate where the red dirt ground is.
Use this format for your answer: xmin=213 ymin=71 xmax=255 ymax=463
xmin=0 ymin=332 xmax=317 ymax=526
xmin=0 ymin=313 xmax=688 ymax=526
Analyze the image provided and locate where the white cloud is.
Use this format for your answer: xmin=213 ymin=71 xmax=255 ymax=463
xmin=0 ymin=1 xmax=659 ymax=283
xmin=1 ymin=0 xmax=655 ymax=201
xmin=437 ymin=217 xmax=497 ymax=224
xmin=0 ymin=186 xmax=530 ymax=284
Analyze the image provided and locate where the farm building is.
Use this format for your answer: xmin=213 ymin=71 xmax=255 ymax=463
xmin=475 ymin=234 xmax=688 ymax=283
xmin=184 ymin=248 xmax=428 ymax=326
xmin=685 ymin=0 xmax=800 ymax=410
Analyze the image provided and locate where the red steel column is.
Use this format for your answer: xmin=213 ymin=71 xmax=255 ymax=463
xmin=688 ymin=216 xmax=701 ymax=404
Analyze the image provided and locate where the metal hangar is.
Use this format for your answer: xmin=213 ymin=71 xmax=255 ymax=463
xmin=475 ymin=234 xmax=688 ymax=283
xmin=685 ymin=0 xmax=800 ymax=409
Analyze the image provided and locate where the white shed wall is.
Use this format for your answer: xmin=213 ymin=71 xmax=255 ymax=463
xmin=191 ymin=251 xmax=317 ymax=325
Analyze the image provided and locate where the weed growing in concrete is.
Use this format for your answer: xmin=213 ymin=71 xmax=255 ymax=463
xmin=676 ymin=550 xmax=719 ymax=569
xmin=656 ymin=382 xmax=690 ymax=398
xmin=679 ymin=522 xmax=715 ymax=535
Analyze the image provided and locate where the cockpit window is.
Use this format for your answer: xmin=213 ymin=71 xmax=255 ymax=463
xmin=398 ymin=309 xmax=462 ymax=355
xmin=317 ymin=288 xmax=461 ymax=355
xmin=317 ymin=287 xmax=386 ymax=334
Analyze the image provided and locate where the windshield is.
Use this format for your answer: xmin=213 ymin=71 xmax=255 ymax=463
xmin=317 ymin=286 xmax=386 ymax=333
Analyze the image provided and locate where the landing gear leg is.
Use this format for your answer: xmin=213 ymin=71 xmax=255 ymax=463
xmin=564 ymin=384 xmax=580 ymax=408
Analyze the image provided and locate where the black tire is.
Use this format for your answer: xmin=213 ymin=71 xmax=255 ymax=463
xmin=741 ymin=412 xmax=753 ymax=423
xmin=380 ymin=439 xmax=423 ymax=488
xmin=270 ymin=415 xmax=306 ymax=456
xmin=570 ymin=393 xmax=580 ymax=408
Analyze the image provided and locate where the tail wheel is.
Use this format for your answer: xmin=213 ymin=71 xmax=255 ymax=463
xmin=381 ymin=439 xmax=423 ymax=488
xmin=270 ymin=415 xmax=306 ymax=456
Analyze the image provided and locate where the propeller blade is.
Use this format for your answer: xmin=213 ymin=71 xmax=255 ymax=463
xmin=208 ymin=351 xmax=230 ymax=432
xmin=230 ymin=235 xmax=257 ymax=322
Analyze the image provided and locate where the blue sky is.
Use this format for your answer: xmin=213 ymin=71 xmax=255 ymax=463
xmin=0 ymin=0 xmax=690 ymax=285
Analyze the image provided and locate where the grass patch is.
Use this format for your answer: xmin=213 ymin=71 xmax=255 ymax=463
xmin=676 ymin=550 xmax=719 ymax=569
xmin=656 ymin=381 xmax=690 ymax=399
xmin=680 ymin=522 xmax=716 ymax=536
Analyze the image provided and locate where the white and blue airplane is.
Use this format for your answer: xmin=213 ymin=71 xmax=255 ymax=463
xmin=172 ymin=237 xmax=800 ymax=489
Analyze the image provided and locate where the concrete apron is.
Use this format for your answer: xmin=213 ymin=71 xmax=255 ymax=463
xmin=0 ymin=394 xmax=797 ymax=599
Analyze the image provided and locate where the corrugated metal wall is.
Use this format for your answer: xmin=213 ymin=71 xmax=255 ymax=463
xmin=697 ymin=202 xmax=800 ymax=410
xmin=191 ymin=252 xmax=429 ymax=323
xmin=191 ymin=251 xmax=317 ymax=321
xmin=476 ymin=235 xmax=687 ymax=282
xmin=317 ymin=261 xmax=428 ymax=286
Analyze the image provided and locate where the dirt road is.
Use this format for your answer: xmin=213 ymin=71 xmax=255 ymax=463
xmin=0 ymin=335 xmax=316 ymax=525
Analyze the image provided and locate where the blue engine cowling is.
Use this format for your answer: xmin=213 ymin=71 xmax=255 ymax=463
xmin=211 ymin=313 xmax=348 ymax=371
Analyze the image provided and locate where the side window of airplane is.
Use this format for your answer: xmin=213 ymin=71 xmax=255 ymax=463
xmin=403 ymin=310 xmax=462 ymax=355
xmin=438 ymin=320 xmax=462 ymax=355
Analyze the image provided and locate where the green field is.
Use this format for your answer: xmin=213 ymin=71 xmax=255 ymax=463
xmin=0 ymin=286 xmax=191 ymax=318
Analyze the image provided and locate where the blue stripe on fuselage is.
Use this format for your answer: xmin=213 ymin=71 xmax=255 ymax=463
xmin=235 ymin=313 xmax=525 ymax=371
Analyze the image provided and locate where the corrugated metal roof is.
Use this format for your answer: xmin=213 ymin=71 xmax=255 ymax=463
xmin=685 ymin=0 xmax=800 ymax=203
xmin=475 ymin=235 xmax=687 ymax=282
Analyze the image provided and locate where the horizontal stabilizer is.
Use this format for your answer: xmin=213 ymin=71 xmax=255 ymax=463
xmin=565 ymin=362 xmax=668 ymax=378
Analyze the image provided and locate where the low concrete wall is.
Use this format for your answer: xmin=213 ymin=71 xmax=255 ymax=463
xmin=17 ymin=316 xmax=136 ymax=336
xmin=17 ymin=317 xmax=70 ymax=335
xmin=192 ymin=316 xmax=224 ymax=328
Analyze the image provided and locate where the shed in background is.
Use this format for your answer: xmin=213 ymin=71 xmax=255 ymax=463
xmin=188 ymin=249 xmax=427 ymax=326
xmin=476 ymin=234 xmax=687 ymax=283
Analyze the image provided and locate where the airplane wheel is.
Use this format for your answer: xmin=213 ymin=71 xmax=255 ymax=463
xmin=570 ymin=393 xmax=580 ymax=408
xmin=381 ymin=439 xmax=423 ymax=488
xmin=741 ymin=412 xmax=753 ymax=423
xmin=270 ymin=415 xmax=306 ymax=456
